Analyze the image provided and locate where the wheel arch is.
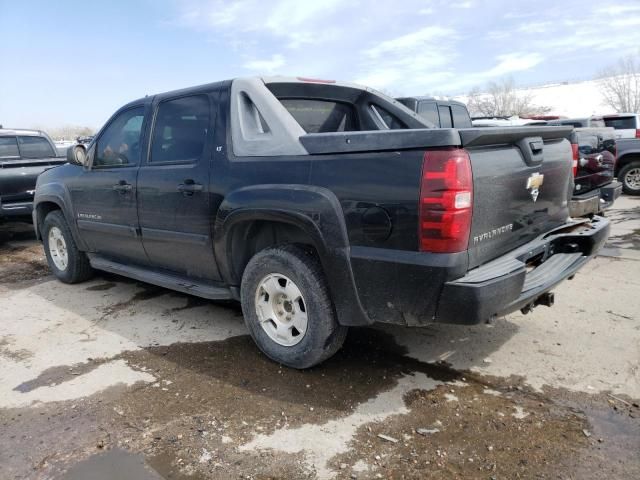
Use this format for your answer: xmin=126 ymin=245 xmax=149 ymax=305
xmin=33 ymin=190 xmax=88 ymax=250
xmin=615 ymin=151 xmax=640 ymax=176
xmin=214 ymin=185 xmax=371 ymax=326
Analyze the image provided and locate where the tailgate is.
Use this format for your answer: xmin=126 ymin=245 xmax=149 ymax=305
xmin=0 ymin=158 xmax=65 ymax=202
xmin=459 ymin=126 xmax=574 ymax=269
xmin=573 ymin=128 xmax=616 ymax=193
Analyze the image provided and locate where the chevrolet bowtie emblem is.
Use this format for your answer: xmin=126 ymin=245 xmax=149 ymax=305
xmin=526 ymin=173 xmax=544 ymax=202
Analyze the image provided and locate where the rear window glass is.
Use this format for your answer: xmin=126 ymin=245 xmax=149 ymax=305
xmin=17 ymin=136 xmax=55 ymax=158
xmin=371 ymin=105 xmax=406 ymax=129
xmin=603 ymin=116 xmax=636 ymax=129
xmin=279 ymin=99 xmax=357 ymax=133
xmin=0 ymin=136 xmax=20 ymax=158
xmin=438 ymin=105 xmax=453 ymax=128
xmin=417 ymin=101 xmax=440 ymax=126
xmin=451 ymin=105 xmax=472 ymax=128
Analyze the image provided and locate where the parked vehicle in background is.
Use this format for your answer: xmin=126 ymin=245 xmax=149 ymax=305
xmin=34 ymin=76 xmax=608 ymax=368
xmin=471 ymin=116 xmax=548 ymax=127
xmin=601 ymin=114 xmax=640 ymax=195
xmin=602 ymin=113 xmax=640 ymax=139
xmin=0 ymin=128 xmax=65 ymax=222
xmin=547 ymin=119 xmax=622 ymax=213
xmin=548 ymin=117 xmax=606 ymax=128
xmin=396 ymin=97 xmax=472 ymax=128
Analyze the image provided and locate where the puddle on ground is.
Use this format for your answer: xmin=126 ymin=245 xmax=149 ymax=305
xmin=13 ymin=358 xmax=109 ymax=393
xmin=60 ymin=448 xmax=164 ymax=480
xmin=2 ymin=328 xmax=638 ymax=479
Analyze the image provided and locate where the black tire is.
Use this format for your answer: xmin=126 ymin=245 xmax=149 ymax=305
xmin=240 ymin=245 xmax=347 ymax=369
xmin=42 ymin=210 xmax=93 ymax=283
xmin=618 ymin=160 xmax=640 ymax=195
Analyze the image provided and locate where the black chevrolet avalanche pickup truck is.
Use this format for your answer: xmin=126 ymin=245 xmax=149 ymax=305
xmin=33 ymin=77 xmax=609 ymax=368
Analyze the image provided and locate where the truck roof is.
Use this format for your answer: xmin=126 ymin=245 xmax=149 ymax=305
xmin=109 ymin=76 xmax=431 ymax=158
xmin=395 ymin=96 xmax=468 ymax=109
xmin=0 ymin=128 xmax=47 ymax=137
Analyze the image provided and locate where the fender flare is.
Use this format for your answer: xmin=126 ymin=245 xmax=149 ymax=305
xmin=214 ymin=184 xmax=372 ymax=326
xmin=33 ymin=185 xmax=88 ymax=251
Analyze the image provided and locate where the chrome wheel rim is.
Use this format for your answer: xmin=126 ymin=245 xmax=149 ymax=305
xmin=255 ymin=273 xmax=308 ymax=347
xmin=48 ymin=226 xmax=68 ymax=271
xmin=625 ymin=168 xmax=640 ymax=190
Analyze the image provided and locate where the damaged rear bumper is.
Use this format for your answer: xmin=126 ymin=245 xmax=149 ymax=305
xmin=435 ymin=216 xmax=610 ymax=325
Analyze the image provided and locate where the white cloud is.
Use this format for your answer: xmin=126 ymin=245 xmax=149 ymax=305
xmin=356 ymin=26 xmax=458 ymax=92
xmin=517 ymin=21 xmax=552 ymax=34
xmin=596 ymin=3 xmax=640 ymax=15
xmin=429 ymin=52 xmax=544 ymax=94
xmin=243 ymin=54 xmax=285 ymax=73
xmin=486 ymin=52 xmax=544 ymax=77
xmin=174 ymin=0 xmax=343 ymax=48
xmin=364 ymin=26 xmax=454 ymax=58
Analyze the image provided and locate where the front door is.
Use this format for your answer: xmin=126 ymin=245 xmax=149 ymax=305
xmin=69 ymin=105 xmax=147 ymax=264
xmin=137 ymin=93 xmax=220 ymax=280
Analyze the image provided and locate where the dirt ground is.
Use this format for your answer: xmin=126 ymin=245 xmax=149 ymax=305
xmin=0 ymin=197 xmax=638 ymax=479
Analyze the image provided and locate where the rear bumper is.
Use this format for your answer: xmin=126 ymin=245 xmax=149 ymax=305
xmin=435 ymin=216 xmax=609 ymax=324
xmin=599 ymin=181 xmax=622 ymax=209
xmin=347 ymin=216 xmax=609 ymax=327
xmin=569 ymin=181 xmax=622 ymax=217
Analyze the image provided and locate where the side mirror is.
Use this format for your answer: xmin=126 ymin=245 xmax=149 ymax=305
xmin=66 ymin=145 xmax=87 ymax=166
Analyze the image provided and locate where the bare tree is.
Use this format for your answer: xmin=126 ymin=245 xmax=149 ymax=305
xmin=467 ymin=77 xmax=551 ymax=117
xmin=598 ymin=54 xmax=640 ymax=113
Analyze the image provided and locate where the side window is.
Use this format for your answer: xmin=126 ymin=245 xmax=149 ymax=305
xmin=417 ymin=101 xmax=440 ymax=126
xmin=371 ymin=105 xmax=407 ymax=130
xmin=151 ymin=95 xmax=210 ymax=163
xmin=17 ymin=136 xmax=56 ymax=158
xmin=451 ymin=105 xmax=472 ymax=128
xmin=94 ymin=107 xmax=145 ymax=168
xmin=0 ymin=137 xmax=20 ymax=158
xmin=438 ymin=105 xmax=453 ymax=128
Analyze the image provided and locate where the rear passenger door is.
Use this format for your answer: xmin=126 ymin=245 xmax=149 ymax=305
xmin=137 ymin=93 xmax=220 ymax=280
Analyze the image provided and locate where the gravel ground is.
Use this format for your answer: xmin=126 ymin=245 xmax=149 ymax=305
xmin=0 ymin=197 xmax=638 ymax=479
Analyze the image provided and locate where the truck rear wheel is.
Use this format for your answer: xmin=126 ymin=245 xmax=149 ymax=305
xmin=42 ymin=210 xmax=93 ymax=283
xmin=619 ymin=160 xmax=640 ymax=195
xmin=240 ymin=245 xmax=347 ymax=369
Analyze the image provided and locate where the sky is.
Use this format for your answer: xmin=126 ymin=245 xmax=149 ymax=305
xmin=1 ymin=0 xmax=640 ymax=129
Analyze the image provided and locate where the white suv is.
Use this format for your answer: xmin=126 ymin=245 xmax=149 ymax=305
xmin=602 ymin=113 xmax=640 ymax=139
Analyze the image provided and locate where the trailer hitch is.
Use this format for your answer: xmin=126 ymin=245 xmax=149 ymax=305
xmin=520 ymin=292 xmax=555 ymax=315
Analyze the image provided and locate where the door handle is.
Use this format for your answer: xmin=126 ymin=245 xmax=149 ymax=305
xmin=177 ymin=180 xmax=203 ymax=196
xmin=112 ymin=181 xmax=132 ymax=193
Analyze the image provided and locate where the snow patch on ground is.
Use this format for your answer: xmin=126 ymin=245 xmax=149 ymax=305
xmin=239 ymin=372 xmax=443 ymax=479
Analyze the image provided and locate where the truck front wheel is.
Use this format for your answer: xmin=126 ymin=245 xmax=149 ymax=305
xmin=42 ymin=210 xmax=93 ymax=283
xmin=619 ymin=160 xmax=640 ymax=195
xmin=240 ymin=245 xmax=347 ymax=369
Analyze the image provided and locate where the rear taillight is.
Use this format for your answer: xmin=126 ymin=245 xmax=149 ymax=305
xmin=635 ymin=129 xmax=640 ymax=139
xmin=419 ymin=148 xmax=473 ymax=253
xmin=571 ymin=143 xmax=579 ymax=176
